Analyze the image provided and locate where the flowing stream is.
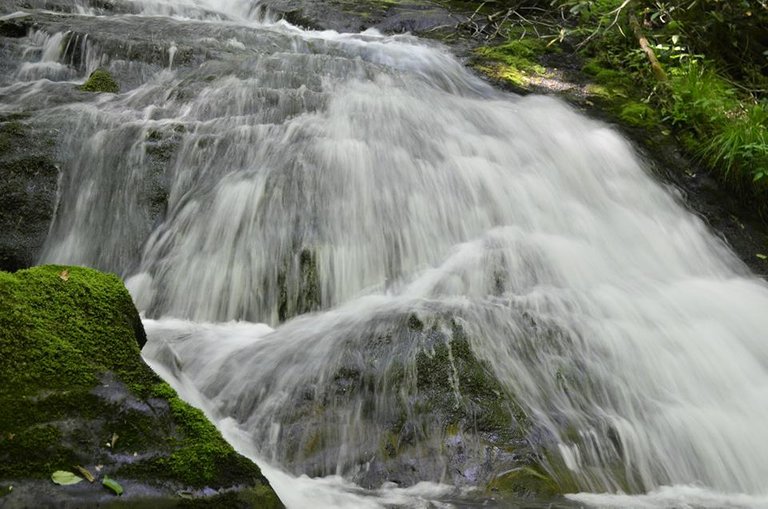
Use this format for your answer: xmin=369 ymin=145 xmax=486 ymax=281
xmin=4 ymin=0 xmax=768 ymax=506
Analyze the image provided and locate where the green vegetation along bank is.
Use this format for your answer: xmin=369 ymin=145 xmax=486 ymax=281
xmin=470 ymin=0 xmax=767 ymax=211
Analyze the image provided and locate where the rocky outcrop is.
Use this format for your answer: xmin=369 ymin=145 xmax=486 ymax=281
xmin=264 ymin=312 xmax=569 ymax=500
xmin=0 ymin=117 xmax=59 ymax=272
xmin=0 ymin=265 xmax=282 ymax=508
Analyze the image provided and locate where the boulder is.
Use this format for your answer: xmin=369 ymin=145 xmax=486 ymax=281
xmin=0 ymin=265 xmax=282 ymax=508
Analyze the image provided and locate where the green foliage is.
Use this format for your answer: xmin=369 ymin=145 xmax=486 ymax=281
xmin=79 ymin=69 xmax=119 ymax=93
xmin=663 ymin=62 xmax=738 ymax=128
xmin=545 ymin=0 xmax=768 ymax=196
xmin=704 ymin=104 xmax=768 ymax=182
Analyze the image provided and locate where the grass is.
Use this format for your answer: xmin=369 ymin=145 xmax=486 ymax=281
xmin=661 ymin=63 xmax=768 ymax=186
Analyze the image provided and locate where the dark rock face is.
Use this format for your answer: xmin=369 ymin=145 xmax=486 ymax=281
xmin=0 ymin=118 xmax=60 ymax=272
xmin=0 ymin=265 xmax=283 ymax=507
xmin=251 ymin=311 xmax=564 ymax=498
xmin=261 ymin=0 xmax=459 ymax=34
xmin=0 ymin=17 xmax=31 ymax=38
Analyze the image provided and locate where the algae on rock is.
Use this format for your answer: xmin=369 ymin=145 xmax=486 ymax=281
xmin=0 ymin=265 xmax=282 ymax=508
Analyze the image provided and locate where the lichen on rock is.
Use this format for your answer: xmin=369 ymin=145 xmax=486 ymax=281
xmin=0 ymin=265 xmax=282 ymax=507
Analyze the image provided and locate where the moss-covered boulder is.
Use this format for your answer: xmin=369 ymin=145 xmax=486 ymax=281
xmin=0 ymin=265 xmax=282 ymax=507
xmin=79 ymin=69 xmax=119 ymax=93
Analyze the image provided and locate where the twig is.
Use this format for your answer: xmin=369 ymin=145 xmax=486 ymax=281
xmin=629 ymin=11 xmax=668 ymax=81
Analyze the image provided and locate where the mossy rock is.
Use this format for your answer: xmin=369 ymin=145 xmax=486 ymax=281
xmin=266 ymin=312 xmax=560 ymax=497
xmin=0 ymin=265 xmax=282 ymax=507
xmin=472 ymin=39 xmax=549 ymax=90
xmin=79 ymin=69 xmax=120 ymax=93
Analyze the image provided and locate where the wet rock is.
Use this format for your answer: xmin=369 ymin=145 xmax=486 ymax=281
xmin=0 ymin=17 xmax=31 ymax=38
xmin=0 ymin=119 xmax=59 ymax=272
xmin=262 ymin=0 xmax=457 ymax=34
xmin=0 ymin=265 xmax=282 ymax=508
xmin=269 ymin=312 xmax=560 ymax=498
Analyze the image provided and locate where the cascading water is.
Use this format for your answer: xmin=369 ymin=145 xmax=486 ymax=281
xmin=4 ymin=0 xmax=768 ymax=505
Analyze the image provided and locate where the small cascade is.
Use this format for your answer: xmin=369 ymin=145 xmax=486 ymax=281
xmin=168 ymin=42 xmax=177 ymax=70
xmin=16 ymin=30 xmax=75 ymax=81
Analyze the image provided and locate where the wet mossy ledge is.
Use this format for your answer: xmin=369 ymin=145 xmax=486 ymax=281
xmin=79 ymin=69 xmax=119 ymax=93
xmin=0 ymin=265 xmax=282 ymax=508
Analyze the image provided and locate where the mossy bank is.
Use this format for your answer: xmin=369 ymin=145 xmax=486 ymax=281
xmin=0 ymin=265 xmax=282 ymax=508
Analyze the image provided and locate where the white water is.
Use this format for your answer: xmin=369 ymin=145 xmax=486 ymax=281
xmin=8 ymin=0 xmax=768 ymax=505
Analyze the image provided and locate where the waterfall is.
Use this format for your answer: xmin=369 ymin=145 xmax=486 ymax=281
xmin=6 ymin=0 xmax=768 ymax=506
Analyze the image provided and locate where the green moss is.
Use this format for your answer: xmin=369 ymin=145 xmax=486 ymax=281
xmin=302 ymin=429 xmax=324 ymax=456
xmin=0 ymin=425 xmax=76 ymax=479
xmin=486 ymin=466 xmax=560 ymax=498
xmin=0 ymin=119 xmax=26 ymax=155
xmin=79 ymin=69 xmax=119 ymax=93
xmin=471 ymin=34 xmax=554 ymax=89
xmin=619 ymin=101 xmax=659 ymax=128
xmin=0 ymin=266 xmax=280 ymax=505
xmin=415 ymin=321 xmax=526 ymax=440
xmin=473 ymin=39 xmax=549 ymax=88
xmin=277 ymin=248 xmax=322 ymax=322
xmin=176 ymin=486 xmax=282 ymax=509
xmin=297 ymin=248 xmax=320 ymax=315
xmin=3 ymin=120 xmax=24 ymax=137
xmin=164 ymin=396 xmax=263 ymax=488
xmin=0 ymin=266 xmax=149 ymax=396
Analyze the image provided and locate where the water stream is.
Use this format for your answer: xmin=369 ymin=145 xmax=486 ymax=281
xmin=4 ymin=0 xmax=768 ymax=506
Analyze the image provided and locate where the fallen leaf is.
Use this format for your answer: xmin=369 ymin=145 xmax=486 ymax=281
xmin=73 ymin=465 xmax=95 ymax=483
xmin=51 ymin=471 xmax=83 ymax=485
xmin=95 ymin=465 xmax=103 ymax=472
xmin=102 ymin=476 xmax=123 ymax=496
xmin=111 ymin=433 xmax=118 ymax=449
xmin=59 ymin=270 xmax=69 ymax=281
xmin=756 ymin=253 xmax=767 ymax=260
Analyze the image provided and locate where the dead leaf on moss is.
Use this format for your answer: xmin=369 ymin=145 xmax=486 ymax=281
xmin=73 ymin=465 xmax=95 ymax=483
xmin=59 ymin=270 xmax=69 ymax=281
